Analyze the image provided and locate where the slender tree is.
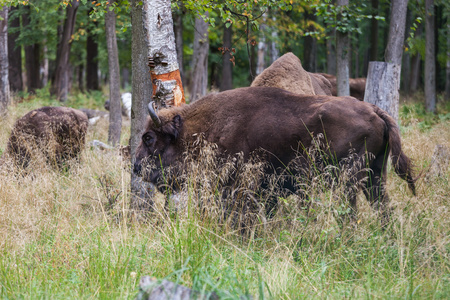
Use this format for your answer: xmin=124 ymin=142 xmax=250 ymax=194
xmin=303 ymin=9 xmax=317 ymax=72
xmin=130 ymin=0 xmax=154 ymax=212
xmin=370 ymin=0 xmax=379 ymax=62
xmin=365 ymin=0 xmax=408 ymax=124
xmin=86 ymin=8 xmax=99 ymax=91
xmin=336 ymin=0 xmax=350 ymax=96
xmin=22 ymin=6 xmax=41 ymax=93
xmin=105 ymin=0 xmax=122 ymax=145
xmin=0 ymin=5 xmax=10 ymax=115
xmin=446 ymin=23 xmax=450 ymax=101
xmin=189 ymin=13 xmax=209 ymax=102
xmin=8 ymin=6 xmax=22 ymax=92
xmin=425 ymin=0 xmax=436 ymax=113
xmin=173 ymin=3 xmax=184 ymax=79
xmin=50 ymin=0 xmax=79 ymax=101
xmin=326 ymin=28 xmax=337 ymax=75
xmin=221 ymin=22 xmax=233 ymax=91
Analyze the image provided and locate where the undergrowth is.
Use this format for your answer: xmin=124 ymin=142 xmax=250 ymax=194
xmin=0 ymin=91 xmax=448 ymax=299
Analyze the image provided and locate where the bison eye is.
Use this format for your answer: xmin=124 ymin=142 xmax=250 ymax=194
xmin=143 ymin=134 xmax=154 ymax=146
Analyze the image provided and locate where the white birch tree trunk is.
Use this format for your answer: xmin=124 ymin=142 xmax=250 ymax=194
xmin=142 ymin=0 xmax=185 ymax=108
xmin=0 ymin=5 xmax=10 ymax=115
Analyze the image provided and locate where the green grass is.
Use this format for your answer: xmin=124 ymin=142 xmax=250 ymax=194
xmin=0 ymin=90 xmax=449 ymax=299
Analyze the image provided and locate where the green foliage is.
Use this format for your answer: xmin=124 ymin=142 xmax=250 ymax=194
xmin=179 ymin=0 xmax=293 ymax=28
xmin=314 ymin=1 xmax=385 ymax=35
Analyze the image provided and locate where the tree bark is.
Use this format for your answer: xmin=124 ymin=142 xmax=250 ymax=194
xmin=410 ymin=54 xmax=421 ymax=93
xmin=425 ymin=0 xmax=436 ymax=113
xmin=364 ymin=62 xmax=401 ymax=123
xmin=336 ymin=0 xmax=350 ymax=96
xmin=370 ymin=0 xmax=379 ymax=62
xmin=142 ymin=0 xmax=185 ymax=108
xmin=130 ymin=0 xmax=155 ymax=212
xmin=50 ymin=0 xmax=79 ymax=101
xmin=0 ymin=5 xmax=10 ymax=115
xmin=173 ymin=4 xmax=184 ymax=80
xmin=22 ymin=6 xmax=41 ymax=94
xmin=221 ymin=22 xmax=233 ymax=91
xmin=445 ymin=23 xmax=450 ymax=101
xmin=86 ymin=8 xmax=99 ymax=91
xmin=189 ymin=13 xmax=209 ymax=102
xmin=385 ymin=0 xmax=408 ymax=65
xmin=303 ymin=10 xmax=317 ymax=72
xmin=326 ymin=28 xmax=336 ymax=75
xmin=105 ymin=1 xmax=122 ymax=146
xmin=7 ymin=6 xmax=22 ymax=92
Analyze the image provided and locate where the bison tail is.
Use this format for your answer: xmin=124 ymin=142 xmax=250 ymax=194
xmin=376 ymin=107 xmax=416 ymax=195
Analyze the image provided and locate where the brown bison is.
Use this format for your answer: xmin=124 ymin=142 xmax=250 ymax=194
xmin=134 ymin=87 xmax=415 ymax=219
xmin=4 ymin=106 xmax=88 ymax=168
xmin=251 ymin=52 xmax=333 ymax=96
xmin=319 ymin=73 xmax=366 ymax=100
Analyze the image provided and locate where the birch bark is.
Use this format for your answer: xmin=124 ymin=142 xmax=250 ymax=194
xmin=142 ymin=0 xmax=185 ymax=108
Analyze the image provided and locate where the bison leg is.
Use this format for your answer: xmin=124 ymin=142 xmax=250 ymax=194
xmin=363 ymin=154 xmax=391 ymax=225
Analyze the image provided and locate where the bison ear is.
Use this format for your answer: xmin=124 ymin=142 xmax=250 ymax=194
xmin=163 ymin=114 xmax=183 ymax=140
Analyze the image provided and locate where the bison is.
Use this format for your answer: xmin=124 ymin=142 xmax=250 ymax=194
xmin=4 ymin=106 xmax=89 ymax=168
xmin=319 ymin=73 xmax=367 ymax=101
xmin=134 ymin=87 xmax=415 ymax=220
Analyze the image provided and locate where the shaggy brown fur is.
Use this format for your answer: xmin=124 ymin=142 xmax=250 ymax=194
xmin=5 ymin=106 xmax=88 ymax=168
xmin=251 ymin=52 xmax=331 ymax=95
xmin=134 ymin=87 xmax=415 ymax=218
xmin=319 ymin=73 xmax=367 ymax=100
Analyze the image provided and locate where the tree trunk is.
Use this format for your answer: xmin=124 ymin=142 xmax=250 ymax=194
xmin=401 ymin=9 xmax=412 ymax=93
xmin=86 ymin=8 xmax=99 ymax=91
xmin=336 ymin=0 xmax=350 ymax=96
xmin=364 ymin=62 xmax=401 ymax=123
xmin=50 ymin=0 xmax=79 ymax=101
xmin=424 ymin=0 xmax=436 ymax=113
xmin=130 ymin=0 xmax=155 ymax=213
xmin=410 ymin=54 xmax=421 ymax=93
xmin=105 ymin=1 xmax=122 ymax=146
xmin=385 ymin=0 xmax=408 ymax=65
xmin=269 ymin=16 xmax=279 ymax=64
xmin=173 ymin=4 xmax=184 ymax=80
xmin=7 ymin=6 xmax=22 ymax=92
xmin=303 ymin=10 xmax=316 ymax=72
xmin=142 ymin=0 xmax=185 ymax=108
xmin=22 ymin=6 xmax=41 ymax=94
xmin=370 ymin=0 xmax=379 ymax=62
xmin=41 ymin=45 xmax=49 ymax=87
xmin=221 ymin=22 xmax=233 ymax=91
xmin=445 ymin=23 xmax=450 ymax=101
xmin=189 ymin=13 xmax=209 ymax=102
xmin=327 ymin=28 xmax=336 ymax=75
xmin=0 ymin=5 xmax=10 ymax=115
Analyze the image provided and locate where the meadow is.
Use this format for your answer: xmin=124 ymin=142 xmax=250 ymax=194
xmin=0 ymin=89 xmax=449 ymax=299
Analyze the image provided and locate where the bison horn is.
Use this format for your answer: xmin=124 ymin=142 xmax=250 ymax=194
xmin=148 ymin=101 xmax=162 ymax=128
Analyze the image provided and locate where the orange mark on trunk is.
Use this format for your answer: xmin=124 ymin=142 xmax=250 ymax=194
xmin=150 ymin=69 xmax=185 ymax=107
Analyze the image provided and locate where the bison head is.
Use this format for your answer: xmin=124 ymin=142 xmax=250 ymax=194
xmin=133 ymin=102 xmax=183 ymax=186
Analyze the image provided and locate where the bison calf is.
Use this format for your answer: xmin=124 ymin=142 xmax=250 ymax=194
xmin=5 ymin=106 xmax=88 ymax=168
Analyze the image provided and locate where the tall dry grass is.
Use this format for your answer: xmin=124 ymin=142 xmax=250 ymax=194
xmin=0 ymin=94 xmax=448 ymax=298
